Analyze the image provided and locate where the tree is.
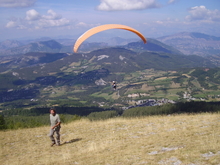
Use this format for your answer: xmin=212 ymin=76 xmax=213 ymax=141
xmin=0 ymin=115 xmax=6 ymax=130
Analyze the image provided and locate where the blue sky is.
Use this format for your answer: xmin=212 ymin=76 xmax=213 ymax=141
xmin=0 ymin=0 xmax=220 ymax=41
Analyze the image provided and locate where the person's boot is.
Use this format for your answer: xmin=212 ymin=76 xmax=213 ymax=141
xmin=51 ymin=140 xmax=56 ymax=147
xmin=56 ymin=140 xmax=61 ymax=146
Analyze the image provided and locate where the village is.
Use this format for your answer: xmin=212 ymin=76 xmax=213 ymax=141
xmin=122 ymin=98 xmax=176 ymax=110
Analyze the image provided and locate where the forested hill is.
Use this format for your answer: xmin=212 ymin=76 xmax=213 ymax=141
xmin=1 ymin=47 xmax=214 ymax=77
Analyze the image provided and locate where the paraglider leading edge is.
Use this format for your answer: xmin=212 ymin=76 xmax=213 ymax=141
xmin=73 ymin=24 xmax=147 ymax=53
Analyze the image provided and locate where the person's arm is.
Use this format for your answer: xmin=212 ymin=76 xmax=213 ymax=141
xmin=51 ymin=122 xmax=61 ymax=129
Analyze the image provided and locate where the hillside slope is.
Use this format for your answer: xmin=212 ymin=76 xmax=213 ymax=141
xmin=0 ymin=48 xmax=218 ymax=108
xmin=1 ymin=113 xmax=219 ymax=165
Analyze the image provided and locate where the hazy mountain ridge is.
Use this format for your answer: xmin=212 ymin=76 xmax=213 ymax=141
xmin=123 ymin=38 xmax=183 ymax=55
xmin=0 ymin=40 xmax=66 ymax=56
xmin=0 ymin=37 xmax=183 ymax=56
xmin=106 ymin=37 xmax=138 ymax=46
xmin=157 ymin=32 xmax=220 ymax=56
xmin=0 ymin=40 xmax=24 ymax=50
xmin=1 ymin=32 xmax=220 ymax=57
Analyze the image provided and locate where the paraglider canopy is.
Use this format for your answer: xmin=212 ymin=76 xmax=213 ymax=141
xmin=73 ymin=24 xmax=147 ymax=53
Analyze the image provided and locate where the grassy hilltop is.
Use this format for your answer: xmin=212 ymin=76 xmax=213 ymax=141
xmin=1 ymin=113 xmax=220 ymax=165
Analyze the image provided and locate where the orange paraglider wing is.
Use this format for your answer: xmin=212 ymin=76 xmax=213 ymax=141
xmin=73 ymin=24 xmax=147 ymax=53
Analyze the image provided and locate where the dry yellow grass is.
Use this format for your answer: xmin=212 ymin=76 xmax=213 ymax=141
xmin=48 ymin=72 xmax=57 ymax=75
xmin=1 ymin=113 xmax=220 ymax=165
xmin=182 ymin=74 xmax=191 ymax=78
xmin=141 ymin=84 xmax=155 ymax=91
xmin=170 ymin=82 xmax=181 ymax=88
xmin=155 ymin=77 xmax=177 ymax=81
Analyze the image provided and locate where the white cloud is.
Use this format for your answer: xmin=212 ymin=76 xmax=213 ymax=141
xmin=38 ymin=18 xmax=70 ymax=28
xmin=155 ymin=21 xmax=163 ymax=24
xmin=26 ymin=9 xmax=41 ymax=21
xmin=0 ymin=0 xmax=36 ymax=8
xmin=5 ymin=21 xmax=17 ymax=28
xmin=76 ymin=22 xmax=87 ymax=27
xmin=6 ymin=9 xmax=71 ymax=29
xmin=97 ymin=0 xmax=160 ymax=11
xmin=168 ymin=0 xmax=176 ymax=4
xmin=17 ymin=25 xmax=27 ymax=29
xmin=186 ymin=6 xmax=220 ymax=22
xmin=5 ymin=20 xmax=27 ymax=29
xmin=42 ymin=10 xmax=62 ymax=20
xmin=38 ymin=10 xmax=70 ymax=28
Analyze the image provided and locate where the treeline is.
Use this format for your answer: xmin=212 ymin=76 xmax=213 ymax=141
xmin=122 ymin=101 xmax=220 ymax=117
xmin=1 ymin=101 xmax=220 ymax=130
xmin=0 ymin=106 xmax=112 ymax=130
xmin=86 ymin=101 xmax=220 ymax=119
xmin=1 ymin=114 xmax=81 ymax=130
xmin=2 ymin=106 xmax=107 ymax=116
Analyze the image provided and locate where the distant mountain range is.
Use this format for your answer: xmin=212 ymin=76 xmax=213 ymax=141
xmin=0 ymin=40 xmax=23 ymax=50
xmin=0 ymin=37 xmax=182 ymax=56
xmin=105 ymin=37 xmax=138 ymax=46
xmin=157 ymin=32 xmax=220 ymax=56
xmin=0 ymin=40 xmax=68 ymax=56
xmin=122 ymin=38 xmax=183 ymax=55
xmin=1 ymin=31 xmax=220 ymax=58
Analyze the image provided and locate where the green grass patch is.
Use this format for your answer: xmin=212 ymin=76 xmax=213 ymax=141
xmin=79 ymin=101 xmax=87 ymax=104
xmin=91 ymin=92 xmax=113 ymax=100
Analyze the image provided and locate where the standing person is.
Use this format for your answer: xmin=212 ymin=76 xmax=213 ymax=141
xmin=49 ymin=108 xmax=61 ymax=146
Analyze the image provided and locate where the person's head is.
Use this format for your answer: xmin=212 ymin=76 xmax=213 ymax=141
xmin=50 ymin=108 xmax=56 ymax=116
